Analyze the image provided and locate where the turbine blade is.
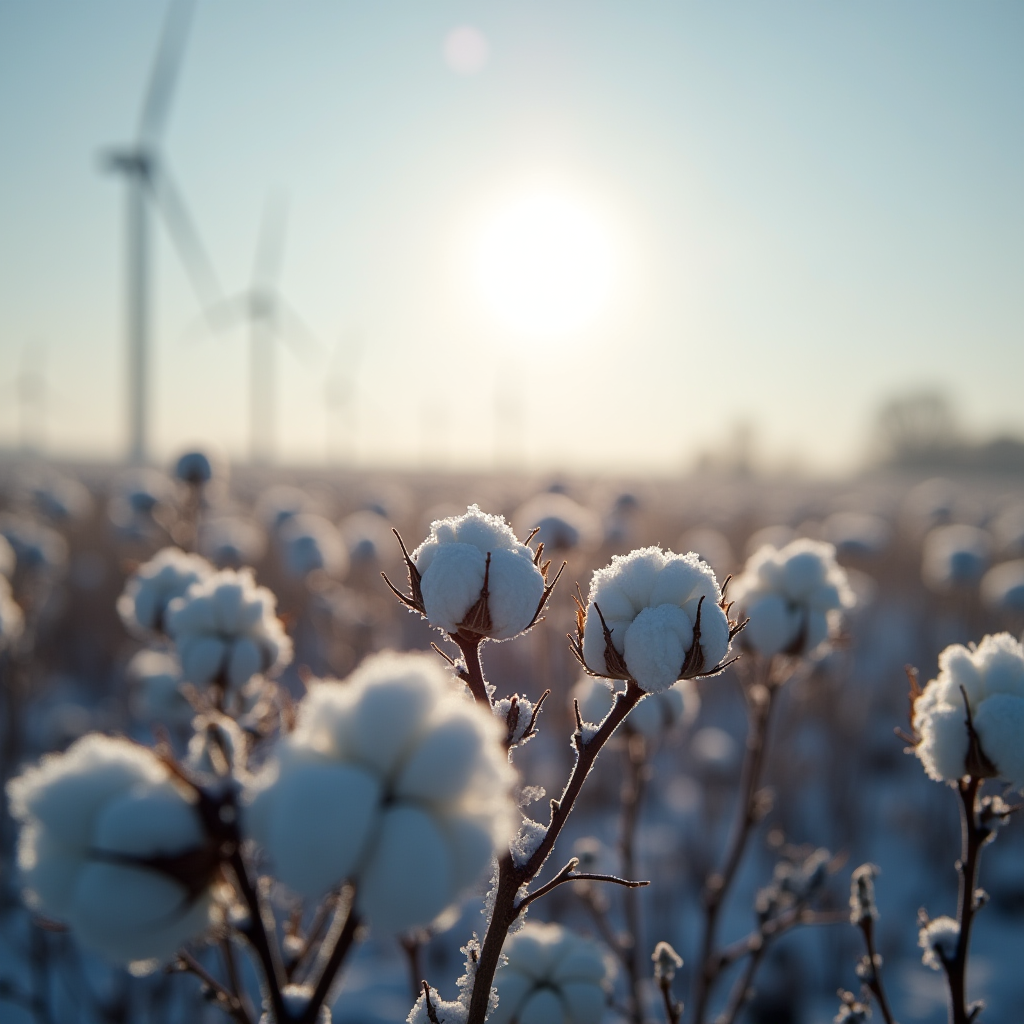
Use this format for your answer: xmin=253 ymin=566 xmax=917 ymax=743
xmin=138 ymin=0 xmax=198 ymax=143
xmin=279 ymin=298 xmax=323 ymax=365
xmin=252 ymin=191 xmax=289 ymax=289
xmin=151 ymin=160 xmax=224 ymax=318
xmin=180 ymin=294 xmax=248 ymax=343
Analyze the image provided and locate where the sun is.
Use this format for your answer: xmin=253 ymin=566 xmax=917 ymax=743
xmin=474 ymin=193 xmax=615 ymax=337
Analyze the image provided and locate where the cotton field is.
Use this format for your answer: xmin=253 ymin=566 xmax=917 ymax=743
xmin=0 ymin=457 xmax=1022 ymax=1024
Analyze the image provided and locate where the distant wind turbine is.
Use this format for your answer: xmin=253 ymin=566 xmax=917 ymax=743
xmin=202 ymin=193 xmax=321 ymax=465
xmin=102 ymin=0 xmax=223 ymax=464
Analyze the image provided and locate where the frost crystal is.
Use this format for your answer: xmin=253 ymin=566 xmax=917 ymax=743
xmin=118 ymin=547 xmax=212 ymax=637
xmin=580 ymin=546 xmax=733 ymax=692
xmin=412 ymin=505 xmax=547 ymax=641
xmin=849 ymin=863 xmax=880 ymax=926
xmin=244 ymin=651 xmax=516 ymax=933
xmin=651 ymin=940 xmax=683 ymax=983
xmin=730 ymin=538 xmax=854 ymax=658
xmin=919 ymin=915 xmax=960 ymax=970
xmin=510 ymin=818 xmax=547 ymax=867
xmin=166 ymin=568 xmax=292 ymax=691
xmin=913 ymin=633 xmax=1024 ymax=789
xmin=489 ymin=921 xmax=615 ymax=1024
xmin=6 ymin=734 xmax=218 ymax=968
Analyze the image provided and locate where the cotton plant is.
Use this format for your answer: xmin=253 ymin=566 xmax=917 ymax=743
xmin=118 ymin=547 xmax=213 ymax=638
xmin=897 ymin=633 xmax=1024 ymax=1024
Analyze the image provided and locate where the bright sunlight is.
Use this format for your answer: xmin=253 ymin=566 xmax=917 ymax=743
xmin=474 ymin=193 xmax=615 ymax=338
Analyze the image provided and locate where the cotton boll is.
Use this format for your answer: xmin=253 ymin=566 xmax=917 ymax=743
xmin=199 ymin=516 xmax=266 ymax=569
xmin=981 ymin=560 xmax=1024 ymax=614
xmin=411 ymin=506 xmax=548 ymax=641
xmin=623 ymin=605 xmax=693 ymax=692
xmin=93 ymin=784 xmax=204 ymax=856
xmin=279 ymin=513 xmax=347 ymax=579
xmin=822 ymin=512 xmax=891 ymax=558
xmin=118 ymin=548 xmax=212 ymax=637
xmin=248 ymin=759 xmax=380 ymax=899
xmin=489 ymin=972 xmax=535 ymax=1024
xmin=922 ymin=524 xmax=991 ymax=592
xmin=914 ymin=696 xmax=969 ymax=783
xmin=178 ymin=635 xmax=228 ymax=688
xmin=739 ymin=593 xmax=799 ymax=658
xmin=974 ymin=634 xmax=1024 ymax=698
xmin=560 ymin=982 xmax=607 ymax=1023
xmin=973 ymin=694 xmax=1024 ymax=790
xmin=395 ymin=714 xmax=486 ymax=803
xmin=516 ymin=989 xmax=564 ymax=1024
xmin=128 ymin=649 xmax=192 ymax=727
xmin=513 ymin=493 xmax=600 ymax=553
xmin=358 ymin=806 xmax=453 ymax=933
xmin=437 ymin=816 xmax=495 ymax=893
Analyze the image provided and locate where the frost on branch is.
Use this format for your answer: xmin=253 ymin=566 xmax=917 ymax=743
xmin=918 ymin=915 xmax=960 ymax=970
xmin=730 ymin=538 xmax=854 ymax=658
xmin=488 ymin=921 xmax=615 ymax=1024
xmin=573 ymin=546 xmax=738 ymax=693
xmin=572 ymin=672 xmax=697 ymax=739
xmin=849 ymin=863 xmax=880 ymax=926
xmin=385 ymin=504 xmax=557 ymax=642
xmin=911 ymin=632 xmax=1024 ymax=789
xmin=166 ymin=568 xmax=292 ymax=691
xmin=117 ymin=547 xmax=212 ymax=638
xmin=6 ymin=734 xmax=220 ymax=971
xmin=244 ymin=651 xmax=516 ymax=933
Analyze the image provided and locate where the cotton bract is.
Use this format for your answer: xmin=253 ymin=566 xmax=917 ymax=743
xmin=580 ymin=547 xmax=731 ymax=692
xmin=572 ymin=674 xmax=697 ymax=739
xmin=912 ymin=633 xmax=1024 ymax=790
xmin=489 ymin=922 xmax=614 ymax=1024
xmin=730 ymin=539 xmax=854 ymax=658
xmin=6 ymin=734 xmax=218 ymax=969
xmin=166 ymin=568 xmax=292 ymax=690
xmin=412 ymin=505 xmax=546 ymax=641
xmin=118 ymin=547 xmax=212 ymax=637
xmin=244 ymin=651 xmax=516 ymax=933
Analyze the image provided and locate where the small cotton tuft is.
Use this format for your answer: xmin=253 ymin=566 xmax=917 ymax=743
xmin=117 ymin=547 xmax=212 ymax=637
xmin=919 ymin=916 xmax=959 ymax=970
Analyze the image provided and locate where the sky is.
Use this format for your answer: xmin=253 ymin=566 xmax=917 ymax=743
xmin=1 ymin=1 xmax=1022 ymax=475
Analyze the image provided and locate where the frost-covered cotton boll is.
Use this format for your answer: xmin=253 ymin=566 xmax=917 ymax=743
xmin=128 ymin=649 xmax=192 ymax=727
xmin=118 ymin=468 xmax=175 ymax=516
xmin=244 ymin=651 xmax=516 ymax=933
xmin=980 ymin=561 xmax=1024 ymax=615
xmin=166 ymin=569 xmax=292 ymax=690
xmin=117 ymin=547 xmax=212 ymax=637
xmin=489 ymin=922 xmax=614 ymax=1024
xmin=919 ymin=916 xmax=959 ymax=971
xmin=411 ymin=505 xmax=547 ymax=641
xmin=0 ymin=576 xmax=24 ymax=651
xmin=278 ymin=514 xmax=347 ymax=579
xmin=921 ymin=524 xmax=991 ymax=592
xmin=30 ymin=473 xmax=92 ymax=524
xmin=6 ymin=734 xmax=218 ymax=970
xmin=0 ymin=514 xmax=68 ymax=575
xmin=912 ymin=633 xmax=1024 ymax=789
xmin=199 ymin=517 xmax=266 ymax=570
xmin=571 ymin=674 xmax=697 ymax=740
xmin=513 ymin=493 xmax=600 ymax=553
xmin=579 ymin=547 xmax=732 ymax=692
xmin=256 ymin=485 xmax=314 ymax=534
xmin=339 ymin=510 xmax=394 ymax=566
xmin=174 ymin=450 xmax=216 ymax=486
xmin=730 ymin=539 xmax=854 ymax=659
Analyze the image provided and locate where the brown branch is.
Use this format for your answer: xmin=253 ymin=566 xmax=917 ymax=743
xmin=857 ymin=916 xmax=899 ymax=1024
xmin=451 ymin=633 xmax=491 ymax=706
xmin=298 ymin=900 xmax=362 ymax=1024
xmin=516 ymin=861 xmax=648 ymax=913
xmin=174 ymin=951 xmax=252 ymax=1024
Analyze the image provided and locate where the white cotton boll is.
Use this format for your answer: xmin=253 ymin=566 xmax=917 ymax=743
xmin=118 ymin=548 xmax=212 ymax=637
xmin=438 ymin=815 xmax=494 ymax=892
xmin=420 ymin=543 xmax=487 ymax=633
xmin=412 ymin=505 xmax=547 ymax=641
xmin=823 ymin=511 xmax=891 ymax=558
xmin=935 ymin=644 xmax=983 ymax=706
xmin=128 ymin=649 xmax=192 ymax=727
xmin=516 ymin=989 xmax=564 ymax=1024
xmin=973 ymin=694 xmax=1024 ymax=790
xmin=560 ymin=982 xmax=606 ymax=1023
xmin=740 ymin=593 xmax=799 ymax=658
xmin=199 ymin=516 xmax=266 ymax=569
xmin=582 ymin=547 xmax=731 ymax=686
xmin=247 ymin=759 xmax=380 ymax=899
xmin=358 ymin=806 xmax=453 ymax=933
xmin=228 ymin=637 xmax=263 ymax=689
xmin=279 ymin=513 xmax=348 ymax=579
xmin=7 ymin=734 xmax=216 ymax=967
xmin=179 ymin=636 xmax=228 ymax=688
xmin=781 ymin=548 xmax=830 ymax=596
xmin=395 ymin=714 xmax=485 ymax=803
xmin=623 ymin=605 xmax=693 ymax=693
xmin=489 ymin=972 xmax=534 ymax=1024
xmin=512 ymin=493 xmax=600 ymax=553
xmin=914 ymin=695 xmax=969 ymax=783
xmin=339 ymin=510 xmax=394 ymax=565
xmin=974 ymin=633 xmax=1024 ymax=698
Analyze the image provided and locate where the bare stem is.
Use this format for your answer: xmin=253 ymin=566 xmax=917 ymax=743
xmin=466 ymin=681 xmax=646 ymax=1024
xmin=298 ymin=899 xmax=361 ymax=1024
xmin=621 ymin=733 xmax=649 ymax=1024
xmin=857 ymin=916 xmax=898 ymax=1024
xmin=451 ymin=633 xmax=491 ymax=706
xmin=692 ymin=660 xmax=777 ymax=1024
xmin=941 ymin=776 xmax=986 ymax=1024
xmin=659 ymin=975 xmax=682 ymax=1024
xmin=176 ymin=950 xmax=252 ymax=1024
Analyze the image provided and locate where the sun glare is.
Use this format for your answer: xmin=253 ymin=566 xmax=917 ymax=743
xmin=475 ymin=193 xmax=615 ymax=337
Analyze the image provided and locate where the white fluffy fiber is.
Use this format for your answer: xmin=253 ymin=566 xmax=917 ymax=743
xmin=980 ymin=560 xmax=1024 ymax=614
xmin=921 ymin=524 xmax=991 ymax=592
xmin=489 ymin=921 xmax=614 ymax=1024
xmin=581 ymin=547 xmax=730 ymax=692
xmin=730 ymin=539 xmax=854 ymax=658
xmin=127 ymin=649 xmax=193 ymax=727
xmin=166 ymin=568 xmax=292 ymax=690
xmin=0 ymin=575 xmax=23 ymax=651
xmin=572 ymin=674 xmax=697 ymax=739
xmin=278 ymin=513 xmax=348 ymax=579
xmin=6 ymin=734 xmax=216 ymax=969
xmin=913 ymin=633 xmax=1024 ymax=789
xmin=118 ymin=547 xmax=212 ymax=636
xmin=918 ymin=916 xmax=959 ymax=971
xmin=244 ymin=650 xmax=516 ymax=933
xmin=412 ymin=505 xmax=546 ymax=641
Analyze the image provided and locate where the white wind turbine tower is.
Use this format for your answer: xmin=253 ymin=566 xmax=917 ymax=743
xmin=102 ymin=0 xmax=223 ymax=464
xmin=204 ymin=194 xmax=320 ymax=465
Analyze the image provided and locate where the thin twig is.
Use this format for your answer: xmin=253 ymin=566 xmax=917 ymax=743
xmin=298 ymin=901 xmax=361 ymax=1024
xmin=516 ymin=863 xmax=648 ymax=913
xmin=175 ymin=950 xmax=252 ymax=1024
xmin=858 ymin=916 xmax=898 ymax=1024
xmin=621 ymin=732 xmax=649 ymax=1024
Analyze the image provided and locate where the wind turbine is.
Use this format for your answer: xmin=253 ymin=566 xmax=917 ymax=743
xmin=102 ymin=0 xmax=222 ymax=464
xmin=203 ymin=193 xmax=321 ymax=465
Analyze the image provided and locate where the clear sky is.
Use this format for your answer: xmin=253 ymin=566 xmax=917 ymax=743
xmin=1 ymin=1 xmax=1022 ymax=474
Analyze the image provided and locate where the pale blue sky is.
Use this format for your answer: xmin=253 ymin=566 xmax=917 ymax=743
xmin=1 ymin=1 xmax=1022 ymax=473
